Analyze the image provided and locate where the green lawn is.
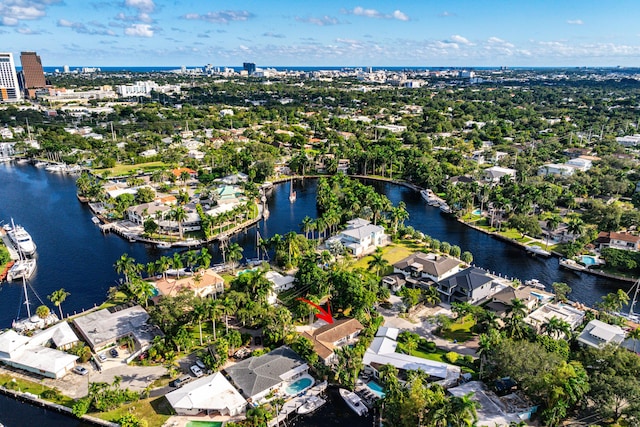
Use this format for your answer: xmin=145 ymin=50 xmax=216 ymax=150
xmin=0 ymin=374 xmax=75 ymax=407
xmin=90 ymin=396 xmax=173 ymax=427
xmin=96 ymin=161 xmax=168 ymax=177
xmin=438 ymin=316 xmax=476 ymax=342
xmin=351 ymin=240 xmax=423 ymax=273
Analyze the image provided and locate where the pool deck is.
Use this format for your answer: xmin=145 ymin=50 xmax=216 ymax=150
xmin=267 ymin=380 xmax=328 ymax=427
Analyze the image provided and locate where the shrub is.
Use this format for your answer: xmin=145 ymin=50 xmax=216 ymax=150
xmin=418 ymin=340 xmax=437 ymax=353
xmin=463 ymin=354 xmax=474 ymax=365
xmin=72 ymin=398 xmax=91 ymax=418
xmin=444 ymin=351 xmax=460 ymax=364
xmin=40 ymin=389 xmax=61 ymax=400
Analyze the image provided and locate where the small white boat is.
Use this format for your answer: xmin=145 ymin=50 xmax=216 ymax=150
xmin=524 ymin=279 xmax=546 ymax=289
xmin=297 ymin=395 xmax=326 ymax=415
xmin=34 ymin=161 xmax=48 ymax=168
xmin=156 ymin=242 xmax=171 ymax=249
xmin=45 ymin=164 xmax=66 ymax=173
xmin=91 ymin=216 xmax=101 ymax=225
xmin=420 ymin=189 xmax=438 ymax=204
xmin=289 ymin=177 xmax=296 ymax=202
xmin=7 ymin=259 xmax=37 ymax=281
xmin=5 ymin=220 xmax=37 ymax=257
xmin=339 ymin=388 xmax=367 ymax=416
xmin=439 ymin=203 xmax=451 ymax=214
xmin=526 ymin=245 xmax=551 ymax=257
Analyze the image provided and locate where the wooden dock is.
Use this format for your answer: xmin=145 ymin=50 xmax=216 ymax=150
xmin=267 ymin=380 xmax=327 ymax=427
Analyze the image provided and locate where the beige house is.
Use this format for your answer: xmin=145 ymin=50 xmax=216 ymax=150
xmin=154 ymin=269 xmax=225 ymax=298
xmin=301 ymin=318 xmax=364 ymax=365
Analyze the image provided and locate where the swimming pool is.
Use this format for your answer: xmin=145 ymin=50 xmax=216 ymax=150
xmin=285 ymin=376 xmax=313 ymax=396
xmin=366 ymin=380 xmax=385 ymax=398
xmin=186 ymin=421 xmax=223 ymax=427
xmin=472 ymin=209 xmax=481 ymax=216
xmin=580 ymin=255 xmax=598 ymax=266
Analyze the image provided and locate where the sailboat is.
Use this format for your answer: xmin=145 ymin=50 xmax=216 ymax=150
xmin=616 ymin=278 xmax=640 ymax=323
xmin=289 ymin=177 xmax=296 ymax=202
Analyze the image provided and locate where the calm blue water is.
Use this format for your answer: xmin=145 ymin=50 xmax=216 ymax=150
xmin=0 ymin=393 xmax=92 ymax=427
xmin=0 ymin=164 xmax=631 ymax=425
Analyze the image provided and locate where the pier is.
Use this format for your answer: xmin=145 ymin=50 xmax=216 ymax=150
xmin=267 ymin=380 xmax=328 ymax=427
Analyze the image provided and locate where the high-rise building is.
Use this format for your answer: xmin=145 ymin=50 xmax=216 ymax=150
xmin=0 ymin=53 xmax=21 ymax=102
xmin=20 ymin=51 xmax=46 ymax=97
xmin=243 ymin=62 xmax=256 ymax=75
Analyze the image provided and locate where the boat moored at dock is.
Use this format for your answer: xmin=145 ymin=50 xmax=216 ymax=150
xmin=297 ymin=395 xmax=327 ymax=415
xmin=525 ymin=245 xmax=551 ymax=257
xmin=7 ymin=259 xmax=36 ymax=281
xmin=4 ymin=220 xmax=36 ymax=257
xmin=339 ymin=388 xmax=368 ymax=416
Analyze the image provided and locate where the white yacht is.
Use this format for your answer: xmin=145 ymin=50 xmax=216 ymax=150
xmin=339 ymin=388 xmax=368 ymax=416
xmin=525 ymin=245 xmax=551 ymax=257
xmin=7 ymin=259 xmax=36 ymax=281
xmin=297 ymin=395 xmax=326 ymax=415
xmin=4 ymin=221 xmax=37 ymax=256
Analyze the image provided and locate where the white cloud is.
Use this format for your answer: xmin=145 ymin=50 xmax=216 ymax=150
xmin=392 ymin=10 xmax=409 ymax=21
xmin=440 ymin=11 xmax=456 ymax=17
xmin=125 ymin=0 xmax=155 ymax=13
xmin=344 ymin=6 xmax=410 ymax=21
xmin=450 ymin=35 xmax=472 ymax=45
xmin=183 ymin=10 xmax=254 ymax=24
xmin=58 ymin=18 xmax=117 ymax=36
xmin=567 ymin=19 xmax=583 ymax=25
xmin=295 ymin=15 xmax=341 ymax=26
xmin=124 ymin=23 xmax=153 ymax=37
xmin=263 ymin=32 xmax=285 ymax=39
xmin=16 ymin=26 xmax=46 ymax=34
xmin=0 ymin=0 xmax=61 ymax=26
xmin=487 ymin=36 xmax=514 ymax=48
xmin=115 ymin=12 xmax=153 ymax=23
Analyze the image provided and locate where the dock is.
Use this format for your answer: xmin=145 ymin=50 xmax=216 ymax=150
xmin=0 ymin=228 xmax=20 ymax=260
xmin=267 ymin=380 xmax=327 ymax=427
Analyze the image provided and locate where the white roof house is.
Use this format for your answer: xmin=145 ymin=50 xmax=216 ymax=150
xmin=525 ymin=302 xmax=585 ymax=332
xmin=166 ymin=372 xmax=247 ymax=416
xmin=0 ymin=328 xmax=79 ymax=379
xmin=362 ymin=326 xmax=460 ymax=387
xmin=327 ymin=218 xmax=388 ymax=257
xmin=484 ymin=166 xmax=516 ymax=183
xmin=577 ymin=319 xmax=626 ymax=348
xmin=265 ymin=271 xmax=295 ymax=305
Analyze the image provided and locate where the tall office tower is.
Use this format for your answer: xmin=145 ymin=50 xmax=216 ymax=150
xmin=20 ymin=51 xmax=46 ymax=97
xmin=0 ymin=53 xmax=21 ymax=102
xmin=243 ymin=62 xmax=256 ymax=75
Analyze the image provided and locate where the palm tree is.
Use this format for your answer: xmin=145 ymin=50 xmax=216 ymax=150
xmin=192 ymin=300 xmax=207 ymax=346
xmin=449 ymin=393 xmax=478 ymax=427
xmin=300 ymin=216 xmax=314 ymax=239
xmin=424 ymin=286 xmax=441 ymax=306
xmin=367 ymin=248 xmax=389 ymax=277
xmin=627 ymin=327 xmax=640 ymax=353
xmin=171 ymin=206 xmax=188 ymax=239
xmin=567 ymin=217 xmax=585 ymax=240
xmin=404 ymin=334 xmax=418 ymax=355
xmin=207 ymin=298 xmax=223 ymax=341
xmin=545 ymin=214 xmax=561 ymax=247
xmin=156 ymin=256 xmax=171 ymax=280
xmin=227 ymin=242 xmax=244 ymax=272
xmin=172 ymin=252 xmax=184 ymax=278
xmin=48 ymin=288 xmax=70 ymax=319
xmin=542 ymin=316 xmax=572 ymax=339
xmin=197 ymin=248 xmax=212 ymax=270
xmin=506 ymin=298 xmax=527 ymax=319
xmin=114 ymin=253 xmax=136 ymax=284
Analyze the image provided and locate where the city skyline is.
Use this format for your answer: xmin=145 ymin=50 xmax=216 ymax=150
xmin=2 ymin=0 xmax=640 ymax=67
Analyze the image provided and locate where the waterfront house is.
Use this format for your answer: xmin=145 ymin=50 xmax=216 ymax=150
xmin=436 ymin=267 xmax=502 ymax=304
xmin=126 ymin=202 xmax=172 ymax=226
xmin=264 ymin=271 xmax=295 ymax=305
xmin=483 ymin=166 xmax=516 ymax=183
xmin=0 ymin=326 xmax=79 ymax=379
xmin=577 ymin=319 xmax=626 ymax=349
xmin=224 ymin=346 xmax=310 ymax=404
xmin=362 ymin=326 xmax=460 ymax=387
xmin=165 ymin=372 xmax=247 ymax=416
xmin=595 ymin=231 xmax=640 ymax=252
xmin=325 ymin=218 xmax=388 ymax=257
xmin=73 ymin=304 xmax=163 ymax=362
xmin=300 ymin=318 xmax=364 ymax=365
xmin=392 ymin=252 xmax=461 ymax=283
xmin=524 ymin=302 xmax=585 ymax=333
xmin=537 ymin=163 xmax=575 ymax=177
xmin=154 ymin=268 xmax=225 ymax=298
xmin=381 ymin=273 xmax=407 ymax=293
xmin=485 ymin=285 xmax=554 ymax=317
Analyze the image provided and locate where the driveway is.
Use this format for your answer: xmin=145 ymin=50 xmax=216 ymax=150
xmin=377 ymin=296 xmax=479 ymax=356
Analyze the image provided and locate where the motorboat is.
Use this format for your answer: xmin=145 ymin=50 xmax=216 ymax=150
xmin=156 ymin=241 xmax=171 ymax=249
xmin=45 ymin=164 xmax=66 ymax=173
xmin=297 ymin=395 xmax=326 ymax=415
xmin=339 ymin=388 xmax=368 ymax=416
xmin=439 ymin=203 xmax=452 ymax=214
xmin=7 ymin=259 xmax=36 ymax=281
xmin=4 ymin=220 xmax=37 ymax=256
xmin=525 ymin=245 xmax=551 ymax=257
xmin=524 ymin=279 xmax=546 ymax=290
xmin=91 ymin=216 xmax=101 ymax=225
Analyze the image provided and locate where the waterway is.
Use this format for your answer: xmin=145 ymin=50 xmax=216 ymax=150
xmin=0 ymin=164 xmax=632 ymax=425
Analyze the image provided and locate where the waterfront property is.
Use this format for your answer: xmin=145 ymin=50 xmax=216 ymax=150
xmin=73 ymin=304 xmax=163 ymax=360
xmin=486 ymin=285 xmax=554 ymax=317
xmin=165 ymin=372 xmax=247 ymax=416
xmin=524 ymin=302 xmax=585 ymax=333
xmin=300 ymin=318 xmax=364 ymax=365
xmin=362 ymin=326 xmax=460 ymax=387
xmin=483 ymin=166 xmax=517 ymax=183
xmin=224 ymin=346 xmax=309 ymax=404
xmin=436 ymin=267 xmax=504 ymax=304
xmin=595 ymin=231 xmax=640 ymax=252
xmin=264 ymin=271 xmax=295 ymax=305
xmin=392 ymin=252 xmax=461 ymax=283
xmin=577 ymin=319 xmax=627 ymax=349
xmin=0 ymin=326 xmax=79 ymax=379
xmin=325 ymin=218 xmax=388 ymax=257
xmin=154 ymin=268 xmax=225 ymax=298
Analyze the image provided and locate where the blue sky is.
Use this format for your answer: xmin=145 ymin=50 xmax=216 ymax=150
xmin=2 ymin=0 xmax=640 ymax=67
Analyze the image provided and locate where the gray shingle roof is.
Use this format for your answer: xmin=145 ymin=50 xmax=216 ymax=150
xmin=224 ymin=346 xmax=306 ymax=398
xmin=393 ymin=252 xmax=459 ymax=278
xmin=439 ymin=267 xmax=492 ymax=291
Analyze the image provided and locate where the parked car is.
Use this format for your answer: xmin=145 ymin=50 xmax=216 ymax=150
xmin=170 ymin=375 xmax=192 ymax=388
xmin=190 ymin=365 xmax=204 ymax=378
xmin=110 ymin=348 xmax=119 ymax=358
xmin=73 ymin=366 xmax=89 ymax=376
xmin=195 ymin=358 xmax=206 ymax=370
xmin=98 ymin=353 xmax=107 ymax=362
